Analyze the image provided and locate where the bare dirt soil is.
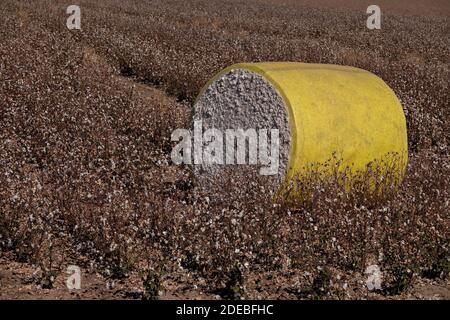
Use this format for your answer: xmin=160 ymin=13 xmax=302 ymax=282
xmin=1 ymin=257 xmax=449 ymax=300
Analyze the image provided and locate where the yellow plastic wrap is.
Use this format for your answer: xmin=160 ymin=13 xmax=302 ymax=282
xmin=196 ymin=62 xmax=408 ymax=195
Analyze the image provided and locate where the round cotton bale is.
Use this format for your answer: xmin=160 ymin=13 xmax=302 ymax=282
xmin=193 ymin=62 xmax=408 ymax=200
